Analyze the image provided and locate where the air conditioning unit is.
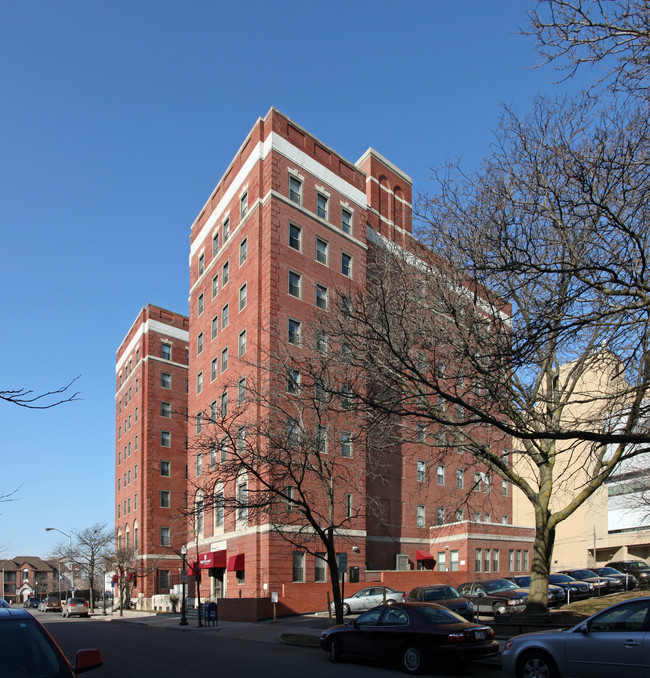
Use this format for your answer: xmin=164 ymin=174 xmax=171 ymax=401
xmin=396 ymin=554 xmax=410 ymax=571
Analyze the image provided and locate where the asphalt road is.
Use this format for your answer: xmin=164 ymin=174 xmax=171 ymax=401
xmin=39 ymin=613 xmax=510 ymax=678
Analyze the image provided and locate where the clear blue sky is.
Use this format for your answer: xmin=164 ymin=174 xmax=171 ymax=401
xmin=0 ymin=0 xmax=570 ymax=558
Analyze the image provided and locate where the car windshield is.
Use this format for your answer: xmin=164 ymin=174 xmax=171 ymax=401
xmin=417 ymin=606 xmax=467 ymax=625
xmin=0 ymin=618 xmax=67 ymax=677
xmin=512 ymin=576 xmax=531 ymax=587
xmin=422 ymin=586 xmax=461 ymax=601
xmin=570 ymin=570 xmax=597 ymax=579
xmin=627 ymin=562 xmax=650 ymax=572
xmin=595 ymin=568 xmax=619 ymax=575
xmin=483 ymin=579 xmax=518 ymax=593
xmin=550 ymin=574 xmax=575 ymax=583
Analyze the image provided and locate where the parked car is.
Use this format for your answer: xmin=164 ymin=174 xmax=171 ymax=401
xmin=548 ymin=573 xmax=593 ymax=600
xmin=592 ymin=566 xmax=637 ymax=591
xmin=62 ymin=597 xmax=89 ymax=618
xmin=607 ymin=560 xmax=650 ymax=587
xmin=39 ymin=596 xmax=63 ymax=612
xmin=457 ymin=579 xmax=528 ymax=616
xmin=502 ymin=596 xmax=650 ymax=678
xmin=320 ymin=601 xmax=498 ymax=674
xmin=331 ymin=586 xmax=406 ymax=615
xmin=0 ymin=607 xmax=102 ymax=677
xmin=405 ymin=585 xmax=475 ymax=621
xmin=23 ymin=597 xmax=40 ymax=608
xmin=505 ymin=576 xmax=566 ymax=607
xmin=559 ymin=568 xmax=624 ymax=595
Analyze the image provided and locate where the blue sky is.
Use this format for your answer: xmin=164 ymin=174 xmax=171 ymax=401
xmin=0 ymin=0 xmax=570 ymax=558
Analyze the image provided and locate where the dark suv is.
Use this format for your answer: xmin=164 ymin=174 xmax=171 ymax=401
xmin=606 ymin=560 xmax=650 ymax=587
xmin=406 ymin=585 xmax=475 ymax=620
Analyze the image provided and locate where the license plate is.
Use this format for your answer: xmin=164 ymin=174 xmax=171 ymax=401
xmin=475 ymin=630 xmax=485 ymax=639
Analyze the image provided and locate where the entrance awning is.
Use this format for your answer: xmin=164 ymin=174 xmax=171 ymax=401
xmin=416 ymin=550 xmax=435 ymax=561
xmin=227 ymin=554 xmax=245 ymax=572
xmin=199 ymin=550 xmax=227 ymax=569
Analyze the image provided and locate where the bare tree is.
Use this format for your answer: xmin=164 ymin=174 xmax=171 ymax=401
xmin=1 ymin=378 xmax=80 ymax=409
xmin=528 ymin=0 xmax=650 ymax=94
xmin=72 ymin=523 xmax=114 ymax=612
xmin=185 ymin=327 xmax=375 ymax=624
xmin=324 ymin=94 xmax=650 ymax=614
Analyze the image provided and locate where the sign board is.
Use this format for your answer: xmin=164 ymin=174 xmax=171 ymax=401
xmin=271 ymin=592 xmax=278 ymax=604
xmin=338 ymin=553 xmax=348 ymax=573
xmin=181 ymin=569 xmax=187 ymax=583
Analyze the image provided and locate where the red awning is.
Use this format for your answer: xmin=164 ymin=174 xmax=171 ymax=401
xmin=188 ymin=561 xmax=199 ymax=576
xmin=199 ymin=550 xmax=227 ymax=569
xmin=227 ymin=554 xmax=245 ymax=572
xmin=416 ymin=550 xmax=435 ymax=561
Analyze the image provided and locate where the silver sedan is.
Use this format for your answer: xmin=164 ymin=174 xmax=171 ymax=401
xmin=501 ymin=596 xmax=650 ymax=678
xmin=331 ymin=586 xmax=406 ymax=615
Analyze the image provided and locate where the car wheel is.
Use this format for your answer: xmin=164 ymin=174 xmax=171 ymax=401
xmin=517 ymin=650 xmax=559 ymax=678
xmin=493 ymin=602 xmax=507 ymax=616
xmin=329 ymin=637 xmax=343 ymax=663
xmin=401 ymin=645 xmax=424 ymax=674
xmin=342 ymin=603 xmax=350 ymax=616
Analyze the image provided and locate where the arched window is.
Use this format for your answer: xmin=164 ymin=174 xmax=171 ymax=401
xmin=133 ymin=520 xmax=139 ymax=553
xmin=117 ymin=529 xmax=122 ymax=551
xmin=195 ymin=489 xmax=204 ymax=536
xmin=213 ymin=481 xmax=224 ymax=531
xmin=125 ymin=524 xmax=130 ymax=550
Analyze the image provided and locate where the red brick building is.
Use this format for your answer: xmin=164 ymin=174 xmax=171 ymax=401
xmin=115 ymin=305 xmax=189 ymax=602
xmin=116 ymin=109 xmax=534 ymax=613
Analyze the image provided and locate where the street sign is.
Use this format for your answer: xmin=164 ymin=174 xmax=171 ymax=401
xmin=338 ymin=553 xmax=348 ymax=573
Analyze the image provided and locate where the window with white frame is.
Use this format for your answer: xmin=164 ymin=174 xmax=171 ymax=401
xmin=416 ymin=505 xmax=426 ymax=528
xmin=160 ymin=460 xmax=170 ymax=476
xmin=197 ymin=332 xmax=203 ymax=355
xmin=240 ymin=192 xmax=248 ymax=220
xmin=341 ymin=207 xmax=352 ymax=234
xmin=237 ymin=480 xmax=248 ymax=522
xmin=455 ymin=509 xmax=464 ymax=521
xmin=316 ymin=238 xmax=328 ymax=265
xmin=287 ymin=368 xmax=300 ymax=394
xmin=315 ymin=284 xmax=328 ymax=310
xmin=456 ymin=468 xmax=464 ymax=488
xmin=196 ymin=412 xmax=203 ymax=434
xmin=161 ymin=430 xmax=171 ymax=447
xmin=162 ymin=343 xmax=172 ymax=360
xmin=212 ymin=230 xmax=220 ymax=256
xmin=221 ymin=347 xmax=228 ymax=372
xmin=238 ymin=329 xmax=247 ymax=357
xmin=211 ymin=314 xmax=218 ymax=339
xmin=160 ymin=527 xmax=171 ymax=547
xmin=239 ymin=283 xmax=247 ymax=311
xmin=220 ymin=390 xmax=228 ymax=417
xmin=196 ymin=371 xmax=203 ymax=394
xmin=223 ymin=217 xmax=230 ymax=241
xmin=315 ymin=553 xmax=327 ymax=582
xmin=292 ymin=552 xmax=305 ymax=582
xmin=341 ymin=252 xmax=352 ymax=277
xmin=222 ymin=303 xmax=229 ymax=329
xmin=475 ymin=548 xmax=482 ymax=573
xmin=288 ymin=270 xmax=301 ymax=298
xmin=161 ymin=372 xmax=171 ymax=388
xmin=289 ymin=176 xmax=302 ymax=204
xmin=417 ymin=460 xmax=426 ymax=483
xmin=212 ymin=273 xmax=219 ymax=299
xmin=288 ymin=318 xmax=301 ymax=345
xmin=196 ymin=452 xmax=202 ymax=476
xmin=238 ymin=377 xmax=246 ymax=403
xmin=160 ymin=490 xmax=171 ymax=508
xmin=239 ymin=237 xmax=248 ymax=265
xmin=198 ymin=253 xmax=205 ymax=276
xmin=340 ymin=431 xmax=352 ymax=457
xmin=161 ymin=401 xmax=171 ymax=418
xmin=197 ymin=293 xmax=204 ymax=316
xmin=316 ymin=193 xmax=328 ymax=220
xmin=316 ymin=424 xmax=328 ymax=454
xmin=211 ymin=358 xmax=218 ymax=381
xmin=289 ymin=223 xmax=301 ymax=251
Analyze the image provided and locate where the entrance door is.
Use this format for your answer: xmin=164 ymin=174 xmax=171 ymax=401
xmin=210 ymin=568 xmax=225 ymax=600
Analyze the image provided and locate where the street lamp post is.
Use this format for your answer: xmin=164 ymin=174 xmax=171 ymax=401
xmin=180 ymin=545 xmax=188 ymax=626
xmin=45 ymin=528 xmax=73 ymax=600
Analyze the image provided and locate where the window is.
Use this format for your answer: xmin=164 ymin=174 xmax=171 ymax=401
xmin=484 ymin=512 xmax=491 ymax=523
xmin=345 ymin=494 xmax=353 ymax=519
xmin=161 ymin=401 xmax=171 ymax=418
xmin=211 ymin=358 xmax=218 ymax=381
xmin=289 ymin=223 xmax=301 ymax=251
xmin=220 ymin=390 xmax=228 ymax=417
xmin=240 ymin=192 xmax=248 ymax=220
xmin=436 ymin=507 xmax=445 ymax=525
xmin=222 ymin=303 xmax=229 ymax=328
xmin=341 ymin=252 xmax=352 ymax=277
xmin=455 ymin=509 xmax=464 ymax=522
xmin=316 ymin=330 xmax=328 ymax=354
xmin=196 ymin=411 xmax=203 ymax=434
xmin=160 ymin=490 xmax=171 ymax=508
xmin=340 ymin=431 xmax=352 ymax=457
xmin=239 ymin=283 xmax=247 ymax=311
xmin=237 ymin=481 xmax=248 ymax=522
xmin=238 ymin=377 xmax=247 ymax=403
xmin=523 ymin=551 xmax=529 ymax=571
xmin=222 ymin=260 xmax=229 ymax=287
xmin=223 ymin=217 xmax=230 ymax=241
xmin=484 ymin=549 xmax=491 ymax=573
xmin=219 ymin=436 xmax=228 ymax=462
xmin=135 ymin=407 xmax=138 ymax=421
xmin=212 ymin=230 xmax=220 ymax=256
xmin=196 ymin=371 xmax=203 ymax=394
xmin=221 ymin=347 xmax=229 ymax=372
xmin=209 ymin=444 xmax=217 ymax=468
xmin=287 ymin=368 xmax=300 ymax=393
xmin=197 ymin=293 xmax=204 ymax=316
xmin=502 ymin=479 xmax=509 ymax=496
xmin=476 ymin=548 xmax=482 ymax=573
xmin=437 ymin=551 xmax=447 ymax=572
xmin=287 ymin=418 xmax=300 ymax=447
xmin=292 ymin=552 xmax=305 ymax=582
xmin=416 ymin=423 xmax=426 ymax=442
xmin=212 ymin=274 xmax=219 ymax=299
xmin=162 ymin=344 xmax=172 ymax=360
xmin=134 ymin=463 xmax=138 ymax=479
xmin=474 ymin=472 xmax=482 ymax=492
xmin=211 ymin=315 xmax=219 ymax=340
xmin=161 ymin=430 xmax=171 ymax=447
xmin=456 ymin=468 xmax=464 ymax=488
xmin=493 ymin=549 xmax=500 ymax=573
xmin=417 ymin=460 xmax=426 ymax=483
xmin=316 ymin=193 xmax=328 ymax=219
xmin=315 ymin=284 xmax=328 ymax=309
xmin=315 ymin=553 xmax=327 ymax=582
xmin=437 ymin=465 xmax=445 ymax=485
xmin=316 ymin=424 xmax=328 ymax=454
xmin=316 ymin=238 xmax=328 ymax=265
xmin=198 ymin=253 xmax=205 ymax=276
xmin=197 ymin=332 xmax=203 ymax=355
xmin=502 ymin=515 xmax=509 ymax=524
xmin=288 ymin=318 xmax=301 ymax=345
xmin=214 ymin=487 xmax=224 ymax=528
xmin=238 ymin=329 xmax=247 ymax=357
xmin=160 ymin=527 xmax=170 ymax=547
xmin=239 ymin=237 xmax=248 ymax=265
xmin=341 ymin=207 xmax=352 ymax=234
xmin=196 ymin=452 xmax=203 ymax=476
xmin=289 ymin=176 xmax=302 ymax=204
xmin=417 ymin=505 xmax=426 ymax=528
xmin=516 ymin=550 xmax=522 ymax=572
xmin=288 ymin=270 xmax=301 ymax=298
xmin=340 ymin=384 xmax=352 ymax=410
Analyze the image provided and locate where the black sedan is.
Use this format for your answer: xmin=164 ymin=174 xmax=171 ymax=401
xmin=592 ymin=566 xmax=637 ymax=591
xmin=320 ymin=601 xmax=498 ymax=674
xmin=560 ymin=568 xmax=624 ymax=595
xmin=548 ymin=573 xmax=593 ymax=600
xmin=505 ymin=575 xmax=566 ymax=606
xmin=405 ymin=585 xmax=475 ymax=621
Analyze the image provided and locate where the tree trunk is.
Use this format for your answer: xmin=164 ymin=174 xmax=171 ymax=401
xmin=526 ymin=507 xmax=555 ymax=615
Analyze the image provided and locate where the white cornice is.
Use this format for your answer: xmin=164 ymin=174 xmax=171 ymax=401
xmin=116 ymin=319 xmax=189 ymax=373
